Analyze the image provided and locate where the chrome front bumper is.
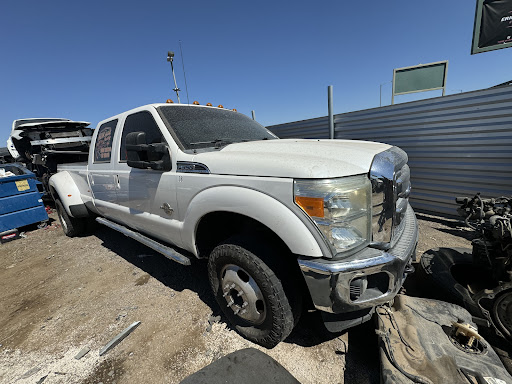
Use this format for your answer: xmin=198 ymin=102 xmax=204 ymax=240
xmin=298 ymin=205 xmax=418 ymax=314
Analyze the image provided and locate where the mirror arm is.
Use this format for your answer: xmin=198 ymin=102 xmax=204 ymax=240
xmin=127 ymin=160 xmax=152 ymax=168
xmin=126 ymin=143 xmax=149 ymax=152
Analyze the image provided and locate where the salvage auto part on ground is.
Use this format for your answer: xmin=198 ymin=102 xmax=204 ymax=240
xmin=99 ymin=321 xmax=141 ymax=356
xmin=420 ymin=194 xmax=512 ymax=343
xmin=377 ymin=295 xmax=511 ymax=384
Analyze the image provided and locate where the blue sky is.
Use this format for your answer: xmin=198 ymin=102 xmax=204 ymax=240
xmin=1 ymin=0 xmax=510 ymax=141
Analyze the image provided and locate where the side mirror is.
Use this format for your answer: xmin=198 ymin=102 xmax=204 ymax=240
xmin=126 ymin=131 xmax=172 ymax=171
xmin=126 ymin=131 xmax=148 ymax=156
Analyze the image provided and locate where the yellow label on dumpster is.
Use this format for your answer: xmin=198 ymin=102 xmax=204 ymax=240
xmin=15 ymin=180 xmax=30 ymax=192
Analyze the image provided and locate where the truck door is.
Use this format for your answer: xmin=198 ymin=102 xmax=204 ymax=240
xmin=88 ymin=119 xmax=118 ymax=218
xmin=113 ymin=110 xmax=182 ymax=248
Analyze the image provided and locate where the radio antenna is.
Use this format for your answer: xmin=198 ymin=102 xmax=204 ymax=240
xmin=179 ymin=40 xmax=190 ymax=104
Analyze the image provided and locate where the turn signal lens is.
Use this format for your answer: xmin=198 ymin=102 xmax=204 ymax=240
xmin=295 ymin=196 xmax=324 ymax=218
xmin=166 ymin=99 xmax=174 ymax=103
xmin=232 ymin=108 xmax=237 ymax=112
xmin=294 ymin=176 xmax=371 ymax=253
xmin=206 ymin=102 xmax=212 ymax=106
xmin=193 ymin=101 xmax=200 ymax=105
xmin=218 ymin=104 xmax=224 ymax=108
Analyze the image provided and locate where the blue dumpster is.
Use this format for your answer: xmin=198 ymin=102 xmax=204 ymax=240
xmin=0 ymin=163 xmax=48 ymax=232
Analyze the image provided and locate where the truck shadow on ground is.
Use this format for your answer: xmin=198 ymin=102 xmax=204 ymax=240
xmin=93 ymin=227 xmax=382 ymax=380
xmin=433 ymin=227 xmax=477 ymax=242
xmin=415 ymin=213 xmax=476 ymax=242
xmin=343 ymin=321 xmax=381 ymax=384
xmin=93 ymin=226 xmax=379 ymax=354
xmin=414 ymin=212 xmax=459 ymax=227
xmin=93 ymin=226 xmax=218 ymax=310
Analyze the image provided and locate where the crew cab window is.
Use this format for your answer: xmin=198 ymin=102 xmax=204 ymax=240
xmin=93 ymin=119 xmax=118 ymax=163
xmin=120 ymin=111 xmax=165 ymax=161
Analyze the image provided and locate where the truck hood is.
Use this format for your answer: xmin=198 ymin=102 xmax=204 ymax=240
xmin=191 ymin=139 xmax=391 ymax=178
xmin=11 ymin=120 xmax=91 ymax=140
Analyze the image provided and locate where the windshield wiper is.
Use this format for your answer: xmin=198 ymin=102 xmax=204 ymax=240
xmin=189 ymin=139 xmax=233 ymax=148
xmin=239 ymin=138 xmax=271 ymax=143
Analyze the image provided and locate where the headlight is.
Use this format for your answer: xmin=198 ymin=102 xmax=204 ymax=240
xmin=294 ymin=175 xmax=371 ymax=253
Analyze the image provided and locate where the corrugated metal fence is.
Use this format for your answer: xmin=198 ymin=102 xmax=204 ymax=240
xmin=268 ymin=85 xmax=512 ymax=216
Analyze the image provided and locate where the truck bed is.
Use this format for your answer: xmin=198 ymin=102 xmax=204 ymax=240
xmin=56 ymin=162 xmax=88 ymax=172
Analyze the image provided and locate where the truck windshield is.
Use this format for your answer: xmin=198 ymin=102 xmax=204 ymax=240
xmin=157 ymin=105 xmax=277 ymax=150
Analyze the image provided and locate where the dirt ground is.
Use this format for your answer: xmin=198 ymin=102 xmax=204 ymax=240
xmin=0 ymin=209 xmax=488 ymax=384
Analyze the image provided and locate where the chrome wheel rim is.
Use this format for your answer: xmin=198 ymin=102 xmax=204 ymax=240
xmin=220 ymin=264 xmax=266 ymax=325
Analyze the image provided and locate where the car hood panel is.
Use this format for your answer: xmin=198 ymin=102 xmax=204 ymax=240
xmin=191 ymin=139 xmax=391 ymax=178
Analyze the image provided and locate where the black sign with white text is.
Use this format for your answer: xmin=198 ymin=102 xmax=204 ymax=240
xmin=472 ymin=0 xmax=512 ymax=53
xmin=480 ymin=0 xmax=512 ymax=47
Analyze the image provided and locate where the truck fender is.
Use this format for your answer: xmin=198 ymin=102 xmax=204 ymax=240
xmin=49 ymin=171 xmax=88 ymax=218
xmin=182 ymin=186 xmax=323 ymax=257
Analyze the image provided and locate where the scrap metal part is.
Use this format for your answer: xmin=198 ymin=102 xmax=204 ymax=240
xmin=7 ymin=119 xmax=93 ymax=194
xmin=99 ymin=321 xmax=141 ymax=356
xmin=377 ymin=295 xmax=512 ymax=384
xmin=474 ymin=283 xmax=512 ymax=341
xmin=418 ymin=193 xmax=512 ymax=344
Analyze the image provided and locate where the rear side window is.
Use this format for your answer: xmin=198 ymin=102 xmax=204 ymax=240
xmin=94 ymin=119 xmax=118 ymax=163
xmin=120 ymin=111 xmax=165 ymax=161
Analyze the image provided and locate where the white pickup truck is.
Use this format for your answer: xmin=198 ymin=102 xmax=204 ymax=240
xmin=49 ymin=103 xmax=418 ymax=348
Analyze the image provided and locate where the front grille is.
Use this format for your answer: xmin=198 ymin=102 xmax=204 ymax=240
xmin=369 ymin=147 xmax=411 ymax=249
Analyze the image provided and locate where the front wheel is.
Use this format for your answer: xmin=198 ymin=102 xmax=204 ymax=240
xmin=207 ymin=237 xmax=299 ymax=348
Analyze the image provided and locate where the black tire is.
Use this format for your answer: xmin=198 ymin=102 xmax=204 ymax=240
xmin=208 ymin=236 xmax=300 ymax=348
xmin=55 ymin=199 xmax=86 ymax=237
xmin=418 ymin=247 xmax=476 ymax=308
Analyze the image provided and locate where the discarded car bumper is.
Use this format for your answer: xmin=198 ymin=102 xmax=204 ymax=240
xmin=298 ymin=206 xmax=418 ymax=314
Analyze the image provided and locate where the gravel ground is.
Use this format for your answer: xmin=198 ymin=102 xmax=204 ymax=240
xmin=0 ymin=209 xmax=484 ymax=383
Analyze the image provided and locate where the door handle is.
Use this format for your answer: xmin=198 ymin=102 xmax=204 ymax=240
xmin=115 ymin=175 xmax=120 ymax=189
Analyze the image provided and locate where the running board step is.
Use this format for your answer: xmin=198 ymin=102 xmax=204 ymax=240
xmin=96 ymin=217 xmax=191 ymax=266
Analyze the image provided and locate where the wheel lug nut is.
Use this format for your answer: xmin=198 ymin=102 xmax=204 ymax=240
xmin=222 ymin=291 xmax=229 ymax=297
xmin=230 ymin=284 xmax=236 ymax=289
xmin=240 ymin=309 xmax=247 ymax=315
xmin=242 ymin=302 xmax=248 ymax=308
xmin=237 ymin=291 xmax=243 ymax=297
xmin=234 ymin=308 xmax=240 ymax=315
xmin=226 ymin=299 xmax=234 ymax=307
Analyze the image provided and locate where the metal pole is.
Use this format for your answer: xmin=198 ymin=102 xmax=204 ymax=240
xmin=170 ymin=60 xmax=181 ymax=104
xmin=251 ymin=110 xmax=256 ymax=120
xmin=167 ymin=51 xmax=181 ymax=103
xmin=328 ymin=85 xmax=334 ymax=139
xmin=442 ymin=60 xmax=449 ymax=97
xmin=391 ymin=70 xmax=396 ymax=105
